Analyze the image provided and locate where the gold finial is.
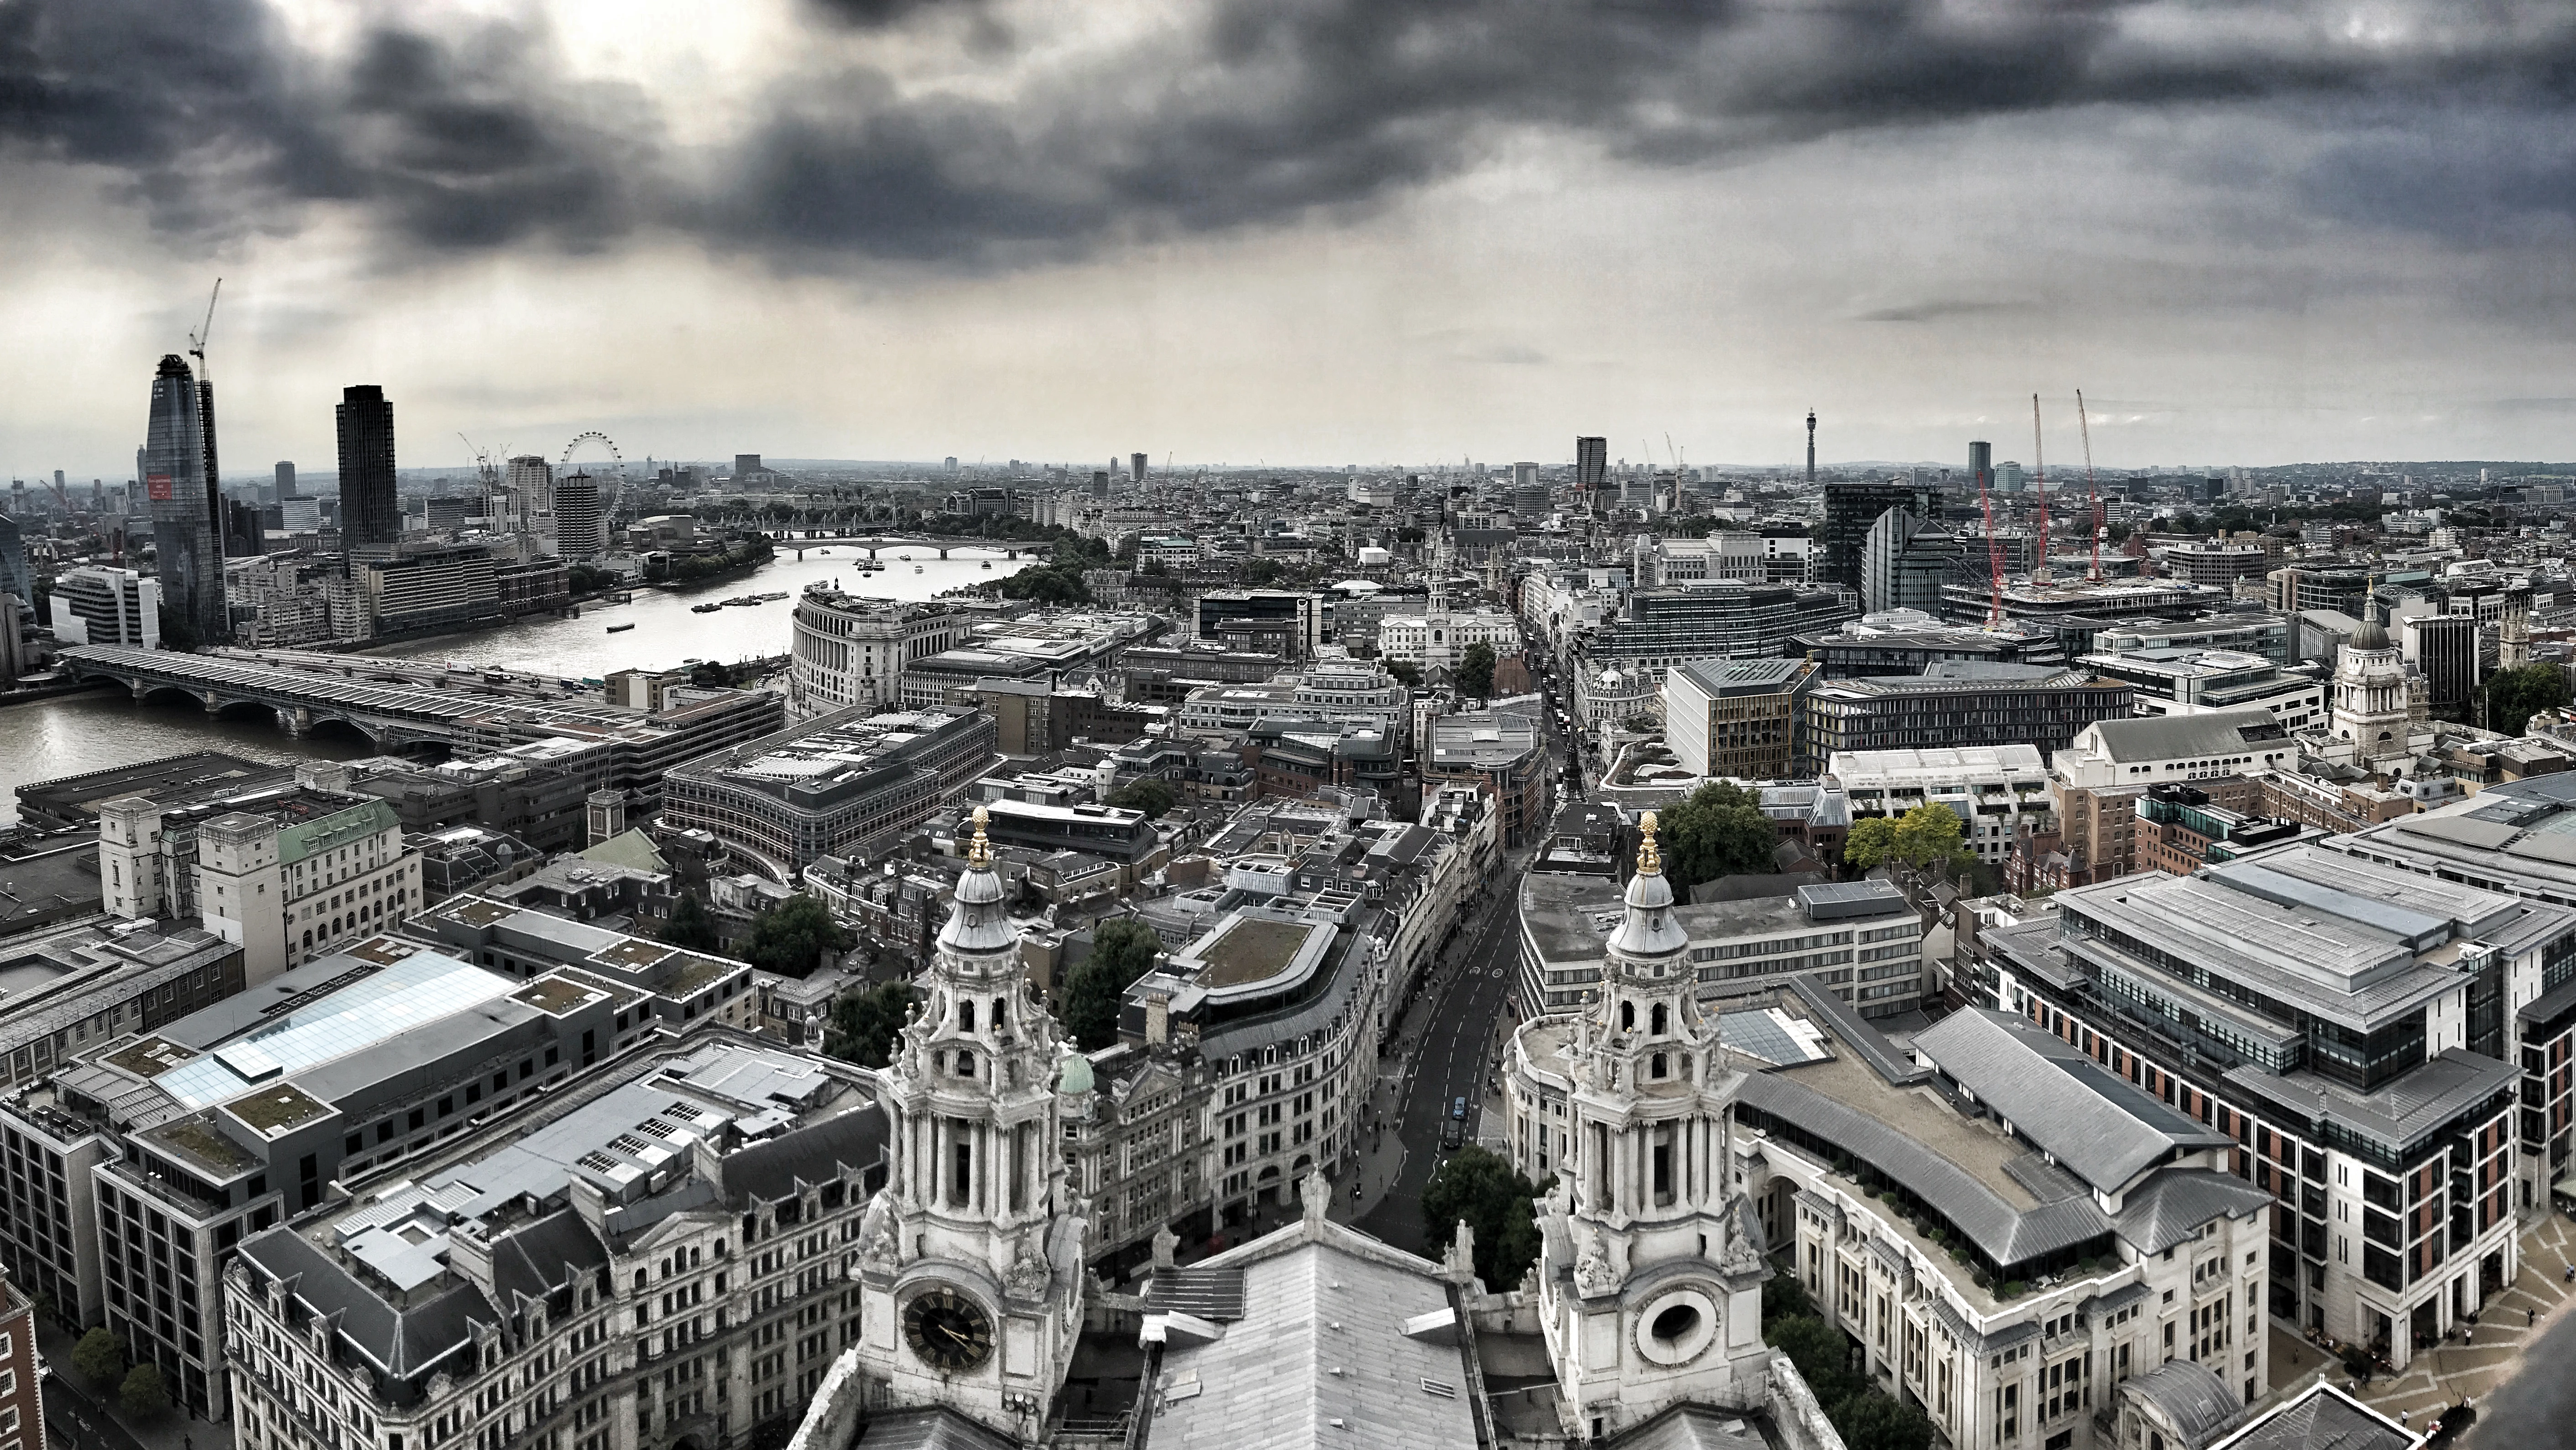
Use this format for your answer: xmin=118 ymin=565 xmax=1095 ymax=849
xmin=968 ymin=805 xmax=992 ymax=867
xmin=1636 ymin=810 xmax=1662 ymax=876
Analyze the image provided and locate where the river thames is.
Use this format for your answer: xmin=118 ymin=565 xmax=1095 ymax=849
xmin=0 ymin=545 xmax=1034 ymax=821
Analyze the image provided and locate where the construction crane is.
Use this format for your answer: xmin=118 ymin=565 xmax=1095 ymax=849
xmin=2028 ymin=393 xmax=2052 ymax=586
xmin=2075 ymin=389 xmax=2103 ymax=582
xmin=1974 ymin=444 xmax=2008 ymax=628
xmin=186 ymin=278 xmax=221 ymax=381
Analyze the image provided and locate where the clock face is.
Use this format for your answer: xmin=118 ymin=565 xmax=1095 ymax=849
xmin=902 ymin=1286 xmax=995 ymax=1373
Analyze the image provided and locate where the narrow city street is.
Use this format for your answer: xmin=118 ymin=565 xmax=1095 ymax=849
xmin=1354 ymin=848 xmax=1530 ymax=1255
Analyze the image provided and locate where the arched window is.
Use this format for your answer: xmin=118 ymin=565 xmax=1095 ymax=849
xmin=955 ymin=1050 xmax=977 ymax=1079
xmin=958 ymin=1000 xmax=976 ymax=1033
xmin=1650 ymin=1003 xmax=1668 ymax=1036
xmin=1651 ymin=1052 xmax=1668 ymax=1080
xmin=992 ymin=996 xmax=1008 ymax=1029
xmin=1620 ymin=1001 xmax=1636 ymax=1032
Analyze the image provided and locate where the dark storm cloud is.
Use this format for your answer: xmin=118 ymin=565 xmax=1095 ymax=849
xmin=0 ymin=0 xmax=650 ymax=252
xmin=7 ymin=0 xmax=2576 ymax=266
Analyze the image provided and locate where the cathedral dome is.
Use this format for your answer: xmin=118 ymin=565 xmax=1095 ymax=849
xmin=2349 ymin=616 xmax=2389 ymax=651
xmin=1607 ymin=811 xmax=1691 ymax=960
xmin=1057 ymin=1049 xmax=1093 ymax=1096
xmin=937 ymin=807 xmax=1022 ymax=955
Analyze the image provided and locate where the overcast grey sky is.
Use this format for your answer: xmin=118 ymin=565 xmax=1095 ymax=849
xmin=5 ymin=0 xmax=2574 ymax=479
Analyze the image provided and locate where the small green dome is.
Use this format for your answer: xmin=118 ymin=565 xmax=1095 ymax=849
xmin=1058 ymin=1050 xmax=1093 ymax=1095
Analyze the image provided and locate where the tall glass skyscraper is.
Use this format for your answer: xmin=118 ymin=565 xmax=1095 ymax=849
xmin=144 ymin=353 xmax=227 ymax=645
xmin=336 ymin=385 xmax=400 ymax=552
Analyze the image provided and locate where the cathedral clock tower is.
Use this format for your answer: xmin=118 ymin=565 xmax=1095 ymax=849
xmin=1533 ymin=813 xmax=1775 ymax=1442
xmin=851 ymin=808 xmax=1087 ymax=1438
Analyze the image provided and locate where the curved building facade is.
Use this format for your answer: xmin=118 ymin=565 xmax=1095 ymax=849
xmin=786 ymin=589 xmax=970 ymax=721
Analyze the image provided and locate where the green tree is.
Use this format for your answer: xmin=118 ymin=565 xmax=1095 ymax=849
xmin=1419 ymin=1146 xmax=1551 ymax=1290
xmin=659 ymin=892 xmax=721 ymax=952
xmin=1761 ymin=1271 xmax=1815 ymax=1327
xmin=828 ymin=981 xmax=918 ymax=1069
xmin=72 ymin=1327 xmax=124 ymax=1387
xmin=1059 ymin=919 xmax=1165 ymax=1050
xmin=1240 ymin=557 xmax=1283 ymax=586
xmin=1764 ymin=1314 xmax=1854 ymax=1407
xmin=119 ymin=1361 xmax=170 ymax=1420
xmin=745 ymin=894 xmax=852 ymax=980
xmin=1834 ymin=1390 xmax=1936 ymax=1450
xmin=1458 ymin=641 xmax=1497 ymax=699
xmin=1385 ymin=660 xmax=1424 ymax=688
xmin=2487 ymin=662 xmax=2572 ymax=736
xmin=1660 ymin=781 xmax=1780 ymax=889
xmin=1845 ymin=803 xmax=1971 ymax=877
xmin=1106 ymin=778 xmax=1177 ymax=820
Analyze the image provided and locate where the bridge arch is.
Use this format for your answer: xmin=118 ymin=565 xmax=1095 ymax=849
xmin=135 ymin=683 xmax=204 ymax=709
xmin=211 ymin=698 xmax=276 ymax=724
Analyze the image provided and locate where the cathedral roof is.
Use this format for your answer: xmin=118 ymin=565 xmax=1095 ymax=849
xmin=2348 ymin=614 xmax=2390 ymax=651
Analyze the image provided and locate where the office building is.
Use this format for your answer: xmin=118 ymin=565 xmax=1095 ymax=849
xmin=272 ymin=459 xmax=297 ymax=499
xmin=550 ymin=472 xmax=607 ymax=559
xmin=1662 ymin=657 xmax=1818 ymax=780
xmin=1861 ymin=503 xmax=1962 ymax=615
xmin=334 ymin=384 xmax=401 ymax=553
xmin=1791 ymin=610 xmax=2062 ymax=678
xmin=2044 ymin=709 xmax=2297 ymax=885
xmin=505 ymin=453 xmax=552 ymax=531
xmin=1193 ymin=590 xmax=1322 ymax=657
xmin=355 ymin=543 xmax=501 ymax=637
xmin=225 ymin=1031 xmax=882 ymax=1442
xmin=222 ymin=496 xmax=266 ymax=556
xmin=99 ymin=784 xmax=420 ymax=982
xmin=2400 ymin=611 xmax=2479 ymax=715
xmin=1573 ymin=582 xmax=1856 ymax=679
xmin=787 ymin=594 xmax=972 ymax=721
xmin=1968 ymin=438 xmax=1992 ymax=496
xmin=1130 ymin=450 xmax=1148 ymax=482
xmin=1425 ymin=710 xmax=1549 ymax=846
xmin=49 ymin=566 xmax=161 ymax=647
xmin=0 ymin=933 xmax=739 ymax=1422
xmin=1798 ymin=663 xmax=2134 ymax=772
xmin=661 ymin=704 xmax=998 ymax=878
xmin=1575 ymin=434 xmax=1607 ymax=502
xmin=2077 ymin=647 xmax=2328 ymax=731
xmin=735 ymin=451 xmax=763 ymax=477
xmin=1830 ymin=744 xmax=2053 ymax=864
xmin=1822 ymin=480 xmax=1936 ymax=593
xmin=1687 ymin=986 xmax=2276 ymax=1448
xmin=1981 ymin=846 xmax=2556 ymax=1364
xmin=2091 ymin=612 xmax=2293 ymax=667
xmin=0 ymin=511 xmax=26 ymax=603
xmin=0 ymin=593 xmax=20 ymax=689
xmin=144 ymin=354 xmax=227 ymax=644
xmin=2159 ymin=543 xmax=2273 ymax=588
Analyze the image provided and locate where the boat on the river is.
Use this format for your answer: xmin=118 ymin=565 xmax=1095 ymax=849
xmin=691 ymin=603 xmax=724 ymax=613
xmin=980 ymin=560 xmax=992 ymax=570
xmin=914 ymin=565 xmax=924 ymax=573
xmin=605 ymin=622 xmax=636 ymax=633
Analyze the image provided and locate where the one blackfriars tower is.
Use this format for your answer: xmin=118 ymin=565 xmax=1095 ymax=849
xmin=336 ymin=385 xmax=400 ymax=553
xmin=144 ymin=354 xmax=228 ymax=645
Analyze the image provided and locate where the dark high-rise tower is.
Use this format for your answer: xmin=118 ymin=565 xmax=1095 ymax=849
xmin=1806 ymin=410 xmax=1817 ymax=482
xmin=335 ymin=385 xmax=400 ymax=552
xmin=1968 ymin=440 xmax=1992 ymax=498
xmin=144 ymin=354 xmax=227 ymax=643
xmin=1822 ymin=480 xmax=1940 ymax=596
xmin=275 ymin=461 xmax=298 ymax=500
xmin=198 ymin=376 xmax=225 ymax=557
xmin=1575 ymin=436 xmax=1607 ymax=513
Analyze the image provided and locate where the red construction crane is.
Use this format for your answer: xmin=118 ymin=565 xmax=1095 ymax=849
xmin=1974 ymin=447 xmax=2007 ymax=627
xmin=2028 ymin=393 xmax=2051 ymax=586
xmin=2075 ymin=388 xmax=2103 ymax=582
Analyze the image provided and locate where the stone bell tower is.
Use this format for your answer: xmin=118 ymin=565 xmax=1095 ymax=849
xmin=852 ymin=807 xmax=1087 ymax=1439
xmin=1534 ymin=811 xmax=1774 ymax=1441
